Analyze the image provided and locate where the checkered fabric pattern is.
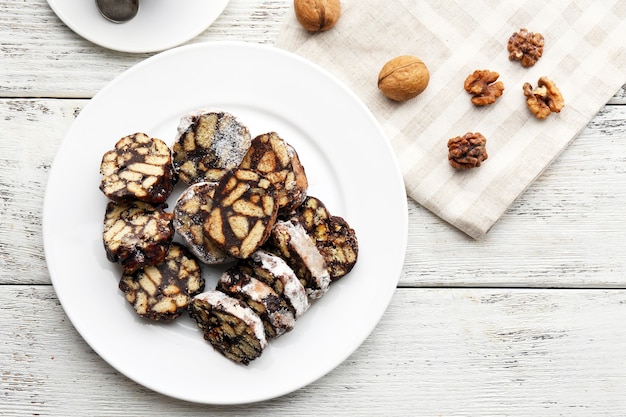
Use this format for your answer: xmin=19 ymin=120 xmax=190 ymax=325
xmin=275 ymin=0 xmax=626 ymax=238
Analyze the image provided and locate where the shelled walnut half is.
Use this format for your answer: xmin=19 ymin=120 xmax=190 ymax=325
xmin=464 ymin=70 xmax=504 ymax=106
xmin=523 ymin=76 xmax=565 ymax=119
xmin=447 ymin=132 xmax=488 ymax=170
xmin=508 ymin=28 xmax=544 ymax=67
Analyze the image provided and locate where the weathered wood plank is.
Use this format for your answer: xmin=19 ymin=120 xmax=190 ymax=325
xmin=2 ymin=285 xmax=626 ymax=416
xmin=1 ymin=99 xmax=624 ymax=287
xmin=0 ymin=0 xmax=624 ymax=102
xmin=0 ymin=0 xmax=288 ymax=98
xmin=0 ymin=99 xmax=82 ymax=284
xmin=401 ymin=104 xmax=626 ymax=288
xmin=609 ymin=84 xmax=626 ymax=105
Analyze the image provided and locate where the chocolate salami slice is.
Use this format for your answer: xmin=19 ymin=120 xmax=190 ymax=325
xmin=238 ymin=249 xmax=309 ymax=319
xmin=102 ymin=200 xmax=174 ymax=272
xmin=173 ymin=181 xmax=233 ymax=265
xmin=188 ymin=290 xmax=267 ymax=365
xmin=100 ymin=132 xmax=177 ymax=204
xmin=289 ymin=196 xmax=359 ymax=281
xmin=217 ymin=268 xmax=295 ymax=339
xmin=119 ymin=243 xmax=205 ymax=321
xmin=205 ymin=169 xmax=278 ymax=259
xmin=172 ymin=110 xmax=251 ymax=184
xmin=264 ymin=219 xmax=330 ymax=299
xmin=239 ymin=132 xmax=308 ymax=214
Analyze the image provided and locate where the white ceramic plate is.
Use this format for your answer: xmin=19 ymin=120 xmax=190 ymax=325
xmin=46 ymin=0 xmax=230 ymax=53
xmin=43 ymin=41 xmax=408 ymax=404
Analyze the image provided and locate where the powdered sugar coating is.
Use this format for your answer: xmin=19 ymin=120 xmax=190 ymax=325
xmin=274 ymin=220 xmax=331 ymax=299
xmin=175 ymin=108 xmax=212 ymax=143
xmin=219 ymin=270 xmax=296 ymax=338
xmin=175 ymin=109 xmax=251 ymax=174
xmin=249 ymin=249 xmax=309 ymax=318
xmin=284 ymin=142 xmax=308 ymax=210
xmin=192 ymin=290 xmax=268 ymax=349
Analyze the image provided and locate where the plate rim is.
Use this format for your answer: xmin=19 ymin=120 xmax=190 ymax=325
xmin=42 ymin=40 xmax=408 ymax=404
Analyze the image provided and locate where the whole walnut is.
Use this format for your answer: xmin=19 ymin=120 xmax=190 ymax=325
xmin=378 ymin=55 xmax=430 ymax=102
xmin=294 ymin=0 xmax=341 ymax=32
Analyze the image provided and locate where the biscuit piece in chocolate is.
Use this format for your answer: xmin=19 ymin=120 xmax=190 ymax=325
xmin=265 ymin=219 xmax=330 ymax=299
xmin=238 ymin=249 xmax=309 ymax=319
xmin=188 ymin=290 xmax=267 ymax=365
xmin=100 ymin=133 xmax=176 ymax=204
xmin=172 ymin=111 xmax=251 ymax=184
xmin=239 ymin=132 xmax=308 ymax=214
xmin=289 ymin=196 xmax=359 ymax=281
xmin=205 ymin=169 xmax=278 ymax=259
xmin=102 ymin=200 xmax=174 ymax=272
xmin=119 ymin=243 xmax=205 ymax=321
xmin=217 ymin=268 xmax=295 ymax=339
xmin=173 ymin=181 xmax=233 ymax=265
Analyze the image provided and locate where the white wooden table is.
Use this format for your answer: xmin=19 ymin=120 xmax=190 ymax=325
xmin=1 ymin=1 xmax=625 ymax=415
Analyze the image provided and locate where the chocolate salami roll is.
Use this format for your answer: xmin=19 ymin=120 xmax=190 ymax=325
xmin=173 ymin=181 xmax=233 ymax=265
xmin=288 ymin=196 xmax=359 ymax=281
xmin=172 ymin=110 xmax=251 ymax=185
xmin=239 ymin=132 xmax=308 ymax=214
xmin=205 ymin=169 xmax=279 ymax=259
xmin=264 ymin=219 xmax=330 ymax=299
xmin=119 ymin=243 xmax=205 ymax=321
xmin=238 ymin=249 xmax=309 ymax=319
xmin=188 ymin=290 xmax=267 ymax=365
xmin=217 ymin=268 xmax=296 ymax=339
xmin=100 ymin=132 xmax=177 ymax=204
xmin=102 ymin=200 xmax=174 ymax=272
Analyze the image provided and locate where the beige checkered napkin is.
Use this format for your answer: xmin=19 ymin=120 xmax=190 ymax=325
xmin=275 ymin=0 xmax=626 ymax=238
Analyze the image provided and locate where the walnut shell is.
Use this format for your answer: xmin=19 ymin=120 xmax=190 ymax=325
xmin=378 ymin=55 xmax=430 ymax=102
xmin=294 ymin=0 xmax=341 ymax=32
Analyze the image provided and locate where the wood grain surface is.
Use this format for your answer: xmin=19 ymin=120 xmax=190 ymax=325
xmin=1 ymin=0 xmax=625 ymax=415
xmin=3 ymin=286 xmax=626 ymax=416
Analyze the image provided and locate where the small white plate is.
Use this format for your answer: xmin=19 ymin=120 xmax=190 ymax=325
xmin=43 ymin=41 xmax=408 ymax=404
xmin=46 ymin=0 xmax=230 ymax=53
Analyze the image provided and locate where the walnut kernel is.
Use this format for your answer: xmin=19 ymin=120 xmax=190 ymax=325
xmin=508 ymin=28 xmax=544 ymax=67
xmin=294 ymin=0 xmax=341 ymax=32
xmin=447 ymin=132 xmax=488 ymax=170
xmin=523 ymin=76 xmax=564 ymax=119
xmin=464 ymin=70 xmax=504 ymax=106
xmin=378 ymin=55 xmax=430 ymax=102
